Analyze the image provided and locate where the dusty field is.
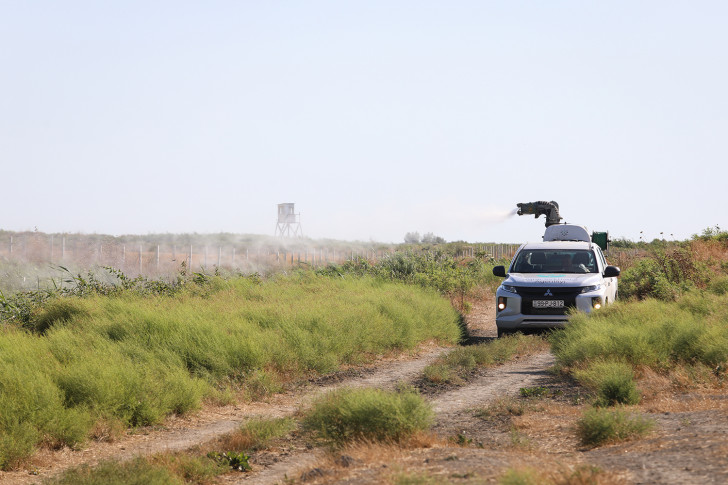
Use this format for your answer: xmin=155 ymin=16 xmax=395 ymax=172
xmin=2 ymin=300 xmax=727 ymax=484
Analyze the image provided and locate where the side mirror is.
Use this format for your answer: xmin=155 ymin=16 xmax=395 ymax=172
xmin=604 ymin=266 xmax=620 ymax=277
xmin=492 ymin=265 xmax=507 ymax=277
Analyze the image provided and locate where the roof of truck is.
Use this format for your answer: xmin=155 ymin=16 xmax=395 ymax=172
xmin=543 ymin=224 xmax=591 ymax=243
xmin=520 ymin=240 xmax=594 ymax=251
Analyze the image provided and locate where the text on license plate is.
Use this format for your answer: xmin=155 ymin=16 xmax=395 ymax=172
xmin=532 ymin=300 xmax=565 ymax=308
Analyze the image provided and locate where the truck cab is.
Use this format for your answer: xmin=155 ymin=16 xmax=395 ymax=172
xmin=492 ymin=224 xmax=620 ymax=337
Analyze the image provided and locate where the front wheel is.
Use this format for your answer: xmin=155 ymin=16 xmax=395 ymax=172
xmin=497 ymin=328 xmax=510 ymax=338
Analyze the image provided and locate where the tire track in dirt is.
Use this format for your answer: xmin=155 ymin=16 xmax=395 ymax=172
xmin=432 ymin=352 xmax=555 ymax=416
xmin=226 ymin=351 xmax=555 ymax=485
xmin=430 ymin=351 xmax=554 ymax=441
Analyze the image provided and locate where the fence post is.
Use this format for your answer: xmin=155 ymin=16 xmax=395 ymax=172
xmin=188 ymin=245 xmax=192 ymax=269
xmin=156 ymin=245 xmax=160 ymax=271
xmin=61 ymin=237 xmax=66 ymax=260
xmin=232 ymin=247 xmax=236 ymax=267
xmin=138 ymin=244 xmax=143 ymax=274
xmin=204 ymin=246 xmax=208 ymax=268
xmin=218 ymin=246 xmax=222 ymax=267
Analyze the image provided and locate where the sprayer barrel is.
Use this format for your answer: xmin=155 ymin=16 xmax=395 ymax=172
xmin=515 ymin=201 xmax=562 ymax=227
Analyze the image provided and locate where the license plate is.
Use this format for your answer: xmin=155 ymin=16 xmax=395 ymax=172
xmin=532 ymin=300 xmax=564 ymax=308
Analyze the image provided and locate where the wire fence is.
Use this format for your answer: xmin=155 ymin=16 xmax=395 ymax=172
xmin=0 ymin=233 xmax=520 ymax=279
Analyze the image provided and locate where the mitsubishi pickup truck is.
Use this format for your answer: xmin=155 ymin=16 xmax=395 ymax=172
xmin=492 ymin=224 xmax=620 ymax=337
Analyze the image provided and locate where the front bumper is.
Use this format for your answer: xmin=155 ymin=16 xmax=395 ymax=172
xmin=495 ymin=290 xmax=605 ymax=331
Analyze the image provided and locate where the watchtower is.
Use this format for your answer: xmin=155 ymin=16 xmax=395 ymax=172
xmin=274 ymin=203 xmax=303 ymax=238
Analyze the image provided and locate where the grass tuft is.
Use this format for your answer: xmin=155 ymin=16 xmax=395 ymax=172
xmin=218 ymin=417 xmax=296 ymax=452
xmin=576 ymin=407 xmax=654 ymax=447
xmin=303 ymin=387 xmax=433 ymax=446
xmin=46 ymin=457 xmax=184 ymax=485
xmin=573 ymin=361 xmax=641 ymax=406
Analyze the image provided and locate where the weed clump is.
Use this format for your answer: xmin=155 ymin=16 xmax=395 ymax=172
xmin=47 ymin=457 xmax=184 ymax=485
xmin=573 ymin=361 xmax=641 ymax=406
xmin=303 ymin=387 xmax=434 ymax=446
xmin=498 ymin=465 xmax=613 ymax=485
xmin=576 ymin=407 xmax=654 ymax=447
xmin=227 ymin=417 xmax=296 ymax=452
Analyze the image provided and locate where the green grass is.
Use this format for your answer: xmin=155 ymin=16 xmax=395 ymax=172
xmin=498 ymin=465 xmax=609 ymax=485
xmin=236 ymin=417 xmax=296 ymax=451
xmin=550 ymin=292 xmax=728 ymax=405
xmin=303 ymin=387 xmax=434 ymax=446
xmin=0 ymin=274 xmax=460 ymax=469
xmin=47 ymin=454 xmax=225 ymax=485
xmin=499 ymin=468 xmax=541 ymax=485
xmin=46 ymin=457 xmax=185 ymax=485
xmin=550 ymin=294 xmax=728 ymax=371
xmin=576 ymin=407 xmax=654 ymax=447
xmin=573 ymin=360 xmax=641 ymax=406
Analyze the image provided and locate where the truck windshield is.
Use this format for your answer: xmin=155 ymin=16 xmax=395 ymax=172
xmin=511 ymin=249 xmax=598 ymax=274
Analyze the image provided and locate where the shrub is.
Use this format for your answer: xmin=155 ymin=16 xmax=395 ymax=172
xmin=708 ymin=276 xmax=728 ymax=295
xmin=573 ymin=361 xmax=641 ymax=406
xmin=576 ymin=407 xmax=654 ymax=447
xmin=30 ymin=298 xmax=90 ymax=335
xmin=619 ymin=258 xmax=680 ymax=301
xmin=303 ymin=387 xmax=433 ymax=445
xmin=619 ymin=245 xmax=710 ymax=301
xmin=550 ymin=294 xmax=728 ymax=371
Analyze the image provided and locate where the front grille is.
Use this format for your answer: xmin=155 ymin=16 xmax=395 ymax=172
xmin=515 ymin=286 xmax=582 ymax=315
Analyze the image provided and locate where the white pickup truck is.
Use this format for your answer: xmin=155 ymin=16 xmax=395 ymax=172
xmin=492 ymin=224 xmax=620 ymax=337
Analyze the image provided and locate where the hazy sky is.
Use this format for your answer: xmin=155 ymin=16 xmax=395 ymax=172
xmin=2 ymin=1 xmax=726 ymax=243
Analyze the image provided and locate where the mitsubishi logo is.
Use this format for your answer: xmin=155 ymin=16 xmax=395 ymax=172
xmin=544 ymin=289 xmax=553 ymax=297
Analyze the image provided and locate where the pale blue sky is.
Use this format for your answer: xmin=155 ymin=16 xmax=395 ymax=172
xmin=2 ymin=1 xmax=726 ymax=243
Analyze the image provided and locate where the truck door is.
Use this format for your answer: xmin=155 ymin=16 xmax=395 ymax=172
xmin=596 ymin=247 xmax=617 ymax=302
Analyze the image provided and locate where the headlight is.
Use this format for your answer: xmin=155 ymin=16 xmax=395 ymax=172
xmin=498 ymin=297 xmax=507 ymax=311
xmin=581 ymin=284 xmax=602 ymax=294
xmin=501 ymin=285 xmax=519 ymax=294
